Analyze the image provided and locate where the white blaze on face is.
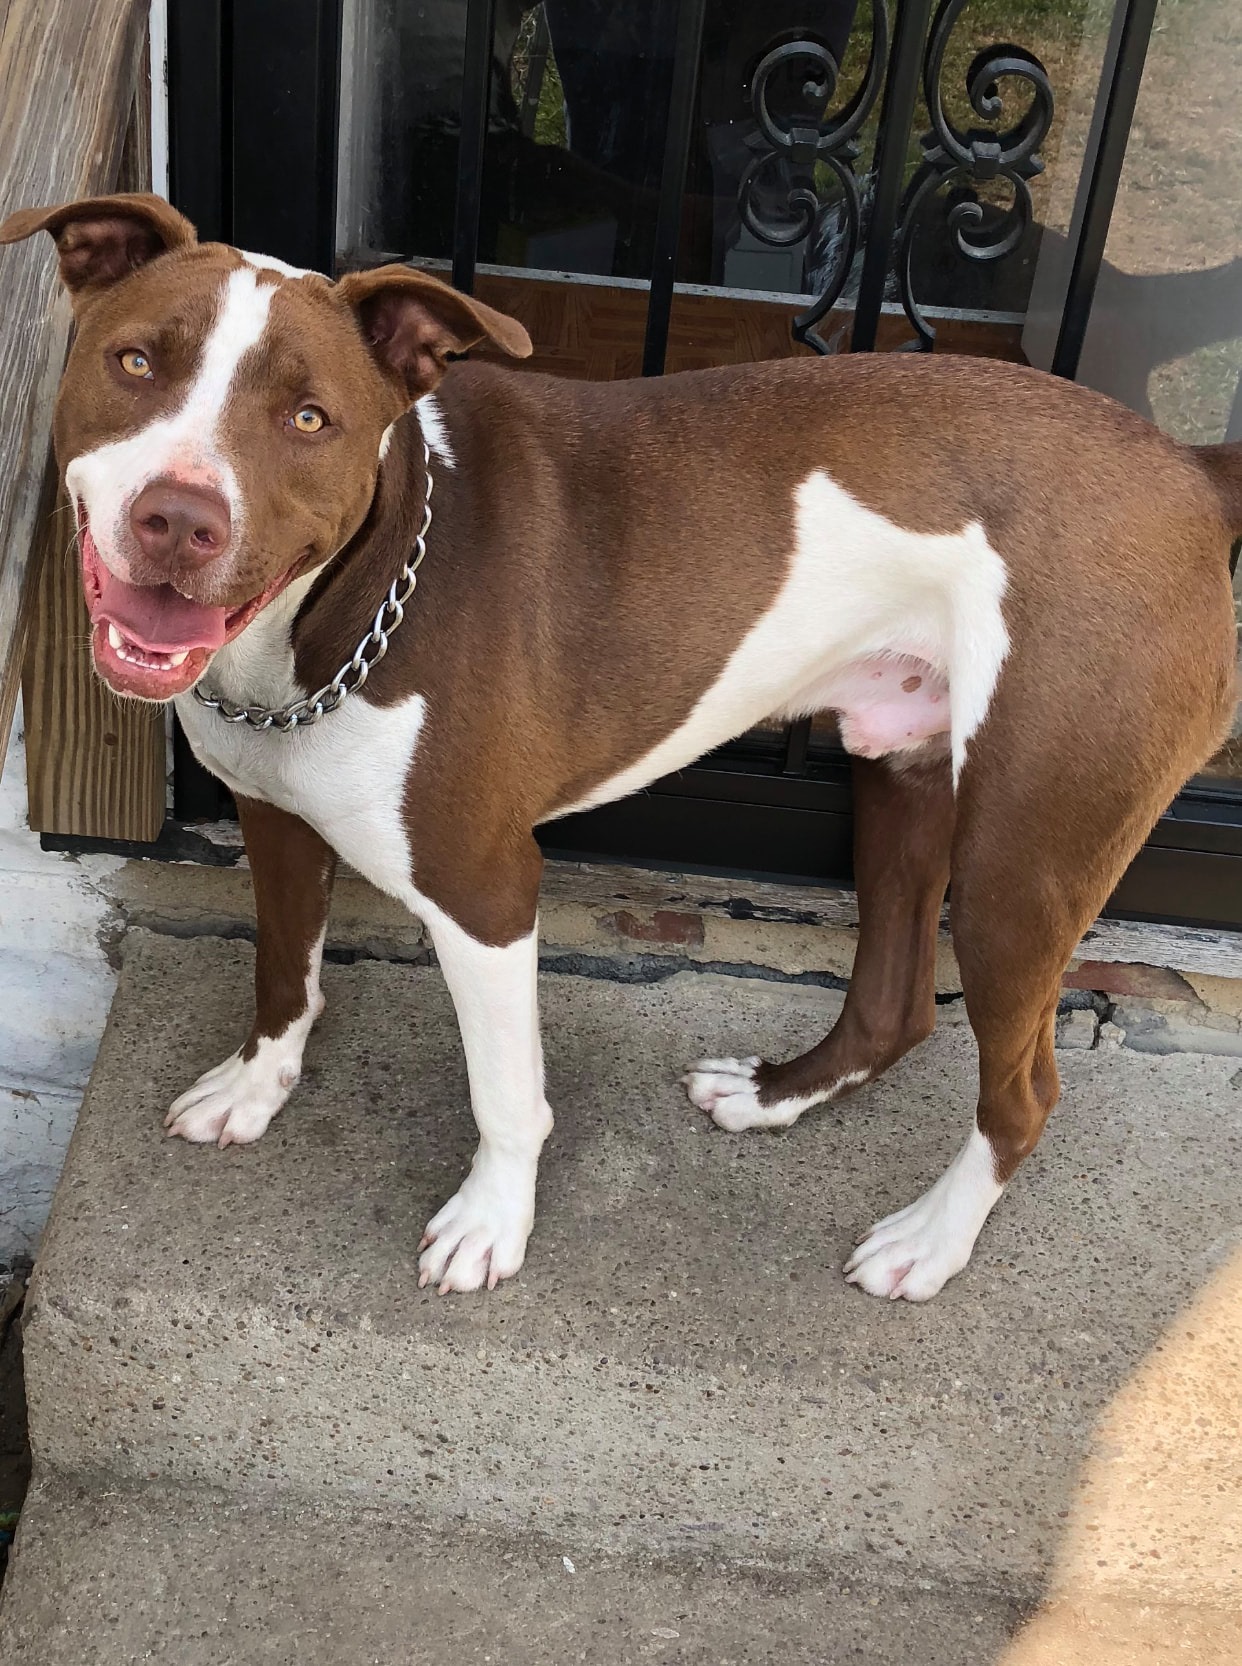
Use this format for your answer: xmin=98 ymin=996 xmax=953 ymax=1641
xmin=64 ymin=264 xmax=281 ymax=584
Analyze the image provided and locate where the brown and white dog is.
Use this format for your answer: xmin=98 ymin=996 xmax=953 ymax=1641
xmin=4 ymin=193 xmax=1238 ymax=1300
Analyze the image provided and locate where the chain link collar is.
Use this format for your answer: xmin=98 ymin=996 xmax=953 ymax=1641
xmin=192 ymin=441 xmax=433 ymax=732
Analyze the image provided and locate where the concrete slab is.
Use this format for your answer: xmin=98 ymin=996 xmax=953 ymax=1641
xmin=22 ymin=934 xmax=1242 ymax=1596
xmin=0 ymin=1479 xmax=1031 ymax=1666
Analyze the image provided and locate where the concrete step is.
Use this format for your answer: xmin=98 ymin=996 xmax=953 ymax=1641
xmin=0 ymin=1478 xmax=1031 ymax=1664
xmin=7 ymin=930 xmax=1241 ymax=1639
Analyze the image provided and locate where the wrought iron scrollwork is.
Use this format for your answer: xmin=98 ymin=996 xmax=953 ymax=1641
xmin=737 ymin=4 xmax=889 ymax=355
xmin=896 ymin=0 xmax=1054 ymax=349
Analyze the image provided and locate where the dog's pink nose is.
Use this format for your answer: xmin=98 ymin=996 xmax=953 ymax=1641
xmin=129 ymin=480 xmax=231 ymax=570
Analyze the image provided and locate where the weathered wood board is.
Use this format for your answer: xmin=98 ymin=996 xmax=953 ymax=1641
xmin=0 ymin=0 xmax=148 ymax=788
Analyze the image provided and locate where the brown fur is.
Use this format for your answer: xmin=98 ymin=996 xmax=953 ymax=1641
xmin=235 ymin=797 xmax=336 ymax=1058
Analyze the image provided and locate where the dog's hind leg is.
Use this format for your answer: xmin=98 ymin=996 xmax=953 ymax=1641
xmin=165 ymin=796 xmax=337 ymax=1147
xmin=845 ymin=704 xmax=1227 ymax=1302
xmin=684 ymin=751 xmax=955 ymax=1131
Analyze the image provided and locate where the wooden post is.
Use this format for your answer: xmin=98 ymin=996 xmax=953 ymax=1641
xmin=19 ymin=33 xmax=166 ymax=841
xmin=0 ymin=0 xmax=151 ymax=809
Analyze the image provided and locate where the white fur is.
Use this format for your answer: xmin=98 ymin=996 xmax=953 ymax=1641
xmin=166 ymin=928 xmax=326 ymax=1148
xmin=552 ymin=471 xmax=1009 ymax=816
xmin=66 ymin=266 xmax=279 ymax=586
xmin=844 ymin=1126 xmax=1004 ymax=1301
xmin=683 ymin=1057 xmax=869 ymax=1132
xmin=241 ymin=250 xmax=315 ymax=279
xmin=199 ymin=568 xmax=321 ymax=715
xmin=176 ymin=683 xmax=425 ymax=902
xmin=415 ymin=394 xmax=456 ymax=468
xmin=417 ymin=919 xmax=552 ymax=1292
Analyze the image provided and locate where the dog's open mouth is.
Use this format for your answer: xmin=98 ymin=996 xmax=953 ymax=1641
xmin=79 ymin=514 xmax=303 ymax=701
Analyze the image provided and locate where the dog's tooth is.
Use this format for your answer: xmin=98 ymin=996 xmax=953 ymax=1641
xmin=167 ymin=650 xmax=189 ymax=668
xmin=107 ymin=624 xmax=124 ymax=652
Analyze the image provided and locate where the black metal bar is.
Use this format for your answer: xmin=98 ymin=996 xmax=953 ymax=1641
xmin=850 ymin=0 xmax=935 ymax=352
xmin=229 ymin=0 xmax=343 ymax=270
xmin=641 ymin=0 xmax=708 ymax=377
xmin=167 ymin=0 xmax=227 ymax=240
xmin=782 ymin=717 xmax=813 ymax=776
xmin=172 ymin=718 xmax=228 ymax=823
xmin=453 ymin=0 xmax=499 ymax=294
xmin=1051 ymin=0 xmax=1158 ymax=379
xmin=168 ymin=0 xmax=231 ymax=826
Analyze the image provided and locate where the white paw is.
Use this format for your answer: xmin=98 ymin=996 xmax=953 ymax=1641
xmin=844 ymin=1128 xmax=1004 ymax=1302
xmin=682 ymin=1056 xmax=793 ymax=1131
xmin=682 ymin=1057 xmax=863 ymax=1131
xmin=418 ymin=1156 xmax=536 ymax=1294
xmin=164 ymin=1035 xmax=304 ymax=1148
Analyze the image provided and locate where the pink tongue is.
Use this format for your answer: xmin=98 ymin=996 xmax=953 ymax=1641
xmin=97 ymin=573 xmax=228 ymax=653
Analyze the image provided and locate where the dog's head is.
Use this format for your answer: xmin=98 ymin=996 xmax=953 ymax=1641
xmin=0 ymin=193 xmax=531 ymax=700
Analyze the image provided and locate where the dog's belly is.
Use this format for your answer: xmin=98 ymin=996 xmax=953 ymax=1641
xmin=782 ymin=654 xmax=951 ymax=759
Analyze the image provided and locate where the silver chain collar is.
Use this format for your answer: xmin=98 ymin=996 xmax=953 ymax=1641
xmin=192 ymin=442 xmax=433 ymax=732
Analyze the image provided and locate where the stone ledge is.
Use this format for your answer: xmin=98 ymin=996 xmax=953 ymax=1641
xmin=95 ymin=854 xmax=1242 ymax=1047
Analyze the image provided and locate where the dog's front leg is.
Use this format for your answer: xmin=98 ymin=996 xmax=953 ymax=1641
xmin=418 ymin=903 xmax=552 ymax=1295
xmin=166 ymin=796 xmax=336 ymax=1147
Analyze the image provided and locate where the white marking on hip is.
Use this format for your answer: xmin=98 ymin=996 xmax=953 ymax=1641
xmin=65 ymin=265 xmax=281 ymax=581
xmin=845 ymin=1124 xmax=1004 ymax=1301
xmin=551 ymin=469 xmax=1009 ymax=818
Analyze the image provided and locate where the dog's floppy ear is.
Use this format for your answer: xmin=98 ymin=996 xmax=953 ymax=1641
xmin=338 ymin=264 xmax=532 ymax=402
xmin=0 ymin=192 xmax=196 ymax=304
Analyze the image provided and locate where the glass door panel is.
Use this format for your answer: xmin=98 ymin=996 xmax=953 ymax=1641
xmin=337 ymin=2 xmax=1129 ymax=358
xmin=1033 ymin=0 xmax=1241 ymax=793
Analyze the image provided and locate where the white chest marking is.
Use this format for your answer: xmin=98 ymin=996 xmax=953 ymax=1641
xmin=552 ymin=470 xmax=1009 ymax=816
xmin=176 ymin=587 xmax=428 ymax=908
xmin=179 ymin=688 xmax=427 ymax=904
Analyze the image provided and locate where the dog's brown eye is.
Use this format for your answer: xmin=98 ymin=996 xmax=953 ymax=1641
xmin=118 ymin=349 xmax=153 ymax=379
xmin=291 ymin=406 xmax=327 ymax=434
